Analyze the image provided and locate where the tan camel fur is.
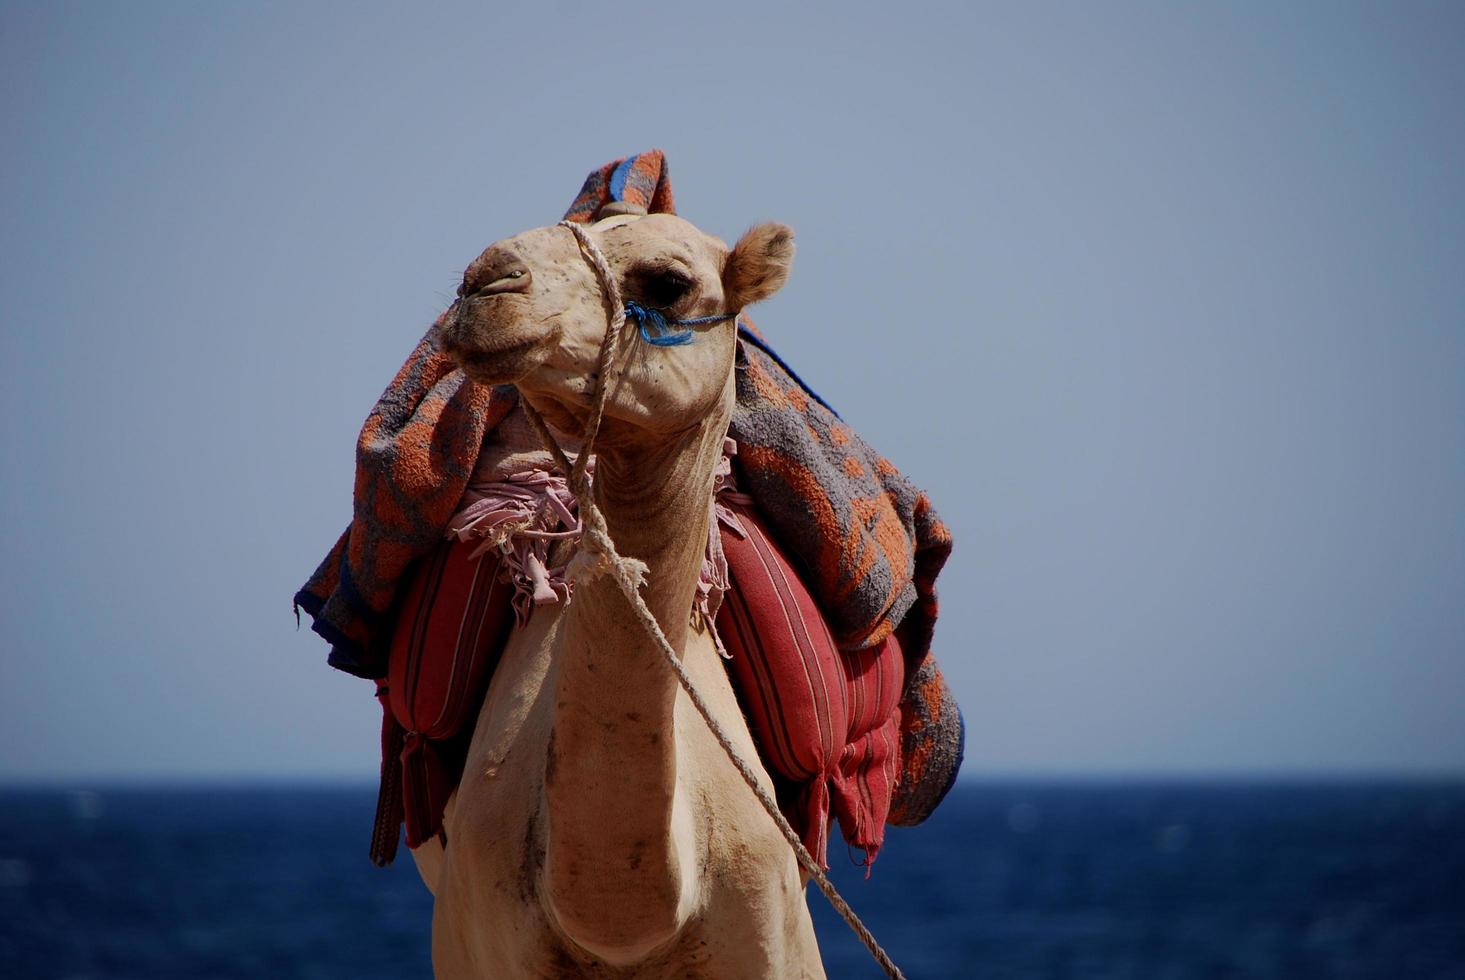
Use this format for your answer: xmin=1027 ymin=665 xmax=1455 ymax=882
xmin=414 ymin=212 xmax=826 ymax=977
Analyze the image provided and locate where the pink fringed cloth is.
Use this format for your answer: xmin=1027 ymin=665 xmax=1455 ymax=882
xmin=446 ymin=440 xmax=736 ymax=637
xmin=448 ymin=469 xmax=582 ymax=622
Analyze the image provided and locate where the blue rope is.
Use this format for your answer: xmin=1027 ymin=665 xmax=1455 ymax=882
xmin=622 ymin=302 xmax=842 ymax=419
xmin=624 ymin=301 xmax=736 ymax=347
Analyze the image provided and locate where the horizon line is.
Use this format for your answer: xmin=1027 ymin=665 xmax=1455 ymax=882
xmin=2 ymin=767 xmax=1462 ymax=789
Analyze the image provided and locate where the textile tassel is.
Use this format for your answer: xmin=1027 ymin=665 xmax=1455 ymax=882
xmin=799 ymin=777 xmax=833 ymax=871
xmin=370 ymin=710 xmax=406 ymax=867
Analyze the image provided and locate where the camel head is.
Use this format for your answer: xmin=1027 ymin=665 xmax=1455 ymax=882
xmin=440 ymin=213 xmax=794 ymax=447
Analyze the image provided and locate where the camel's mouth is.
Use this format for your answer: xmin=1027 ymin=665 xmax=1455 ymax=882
xmin=452 ymin=332 xmax=557 ymax=385
xmin=441 ymin=293 xmax=566 ymax=384
xmin=458 ymin=341 xmax=532 ymax=371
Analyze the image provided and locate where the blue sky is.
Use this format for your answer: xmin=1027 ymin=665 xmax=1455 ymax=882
xmin=2 ymin=1 xmax=1461 ymax=780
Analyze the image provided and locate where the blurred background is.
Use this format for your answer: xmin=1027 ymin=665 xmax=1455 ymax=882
xmin=2 ymin=2 xmax=1461 ymax=977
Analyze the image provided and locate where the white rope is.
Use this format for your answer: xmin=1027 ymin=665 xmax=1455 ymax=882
xmin=515 ymin=220 xmax=906 ymax=980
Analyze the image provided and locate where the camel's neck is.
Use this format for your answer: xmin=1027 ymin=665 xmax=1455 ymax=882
xmin=541 ymin=401 xmax=731 ymax=962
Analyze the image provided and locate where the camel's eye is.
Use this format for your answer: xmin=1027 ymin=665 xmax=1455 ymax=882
xmin=633 ymin=268 xmax=694 ymax=309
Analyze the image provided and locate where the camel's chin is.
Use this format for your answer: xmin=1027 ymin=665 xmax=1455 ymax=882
xmin=516 ymin=393 xmax=589 ymax=438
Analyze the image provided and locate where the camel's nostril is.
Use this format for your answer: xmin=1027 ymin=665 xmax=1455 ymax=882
xmin=468 ymin=267 xmax=532 ymax=298
xmin=462 ymin=244 xmax=534 ymax=299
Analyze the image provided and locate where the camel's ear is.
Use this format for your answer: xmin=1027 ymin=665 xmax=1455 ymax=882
xmin=723 ymin=223 xmax=795 ymax=310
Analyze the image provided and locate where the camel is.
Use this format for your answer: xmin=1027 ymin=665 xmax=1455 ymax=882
xmin=412 ymin=208 xmax=826 ymax=977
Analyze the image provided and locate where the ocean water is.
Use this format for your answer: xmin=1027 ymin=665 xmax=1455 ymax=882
xmin=1 ymin=781 xmax=1462 ymax=979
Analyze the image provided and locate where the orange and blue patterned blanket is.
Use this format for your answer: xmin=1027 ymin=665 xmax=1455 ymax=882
xmin=295 ymin=151 xmax=963 ymax=829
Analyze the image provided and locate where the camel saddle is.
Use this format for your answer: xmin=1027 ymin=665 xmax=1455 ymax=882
xmin=294 ymin=149 xmax=966 ymax=872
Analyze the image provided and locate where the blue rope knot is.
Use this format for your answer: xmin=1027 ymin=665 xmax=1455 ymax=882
xmin=621 ymin=302 xmax=842 ymax=419
xmin=624 ymin=300 xmax=737 ymax=347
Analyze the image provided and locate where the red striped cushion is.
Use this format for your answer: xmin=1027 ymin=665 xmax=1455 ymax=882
xmin=716 ymin=499 xmax=905 ymax=870
xmin=385 ymin=540 xmax=513 ymax=847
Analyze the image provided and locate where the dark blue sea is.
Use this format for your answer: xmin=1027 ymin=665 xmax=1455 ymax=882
xmin=2 ymin=780 xmax=1462 ymax=979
